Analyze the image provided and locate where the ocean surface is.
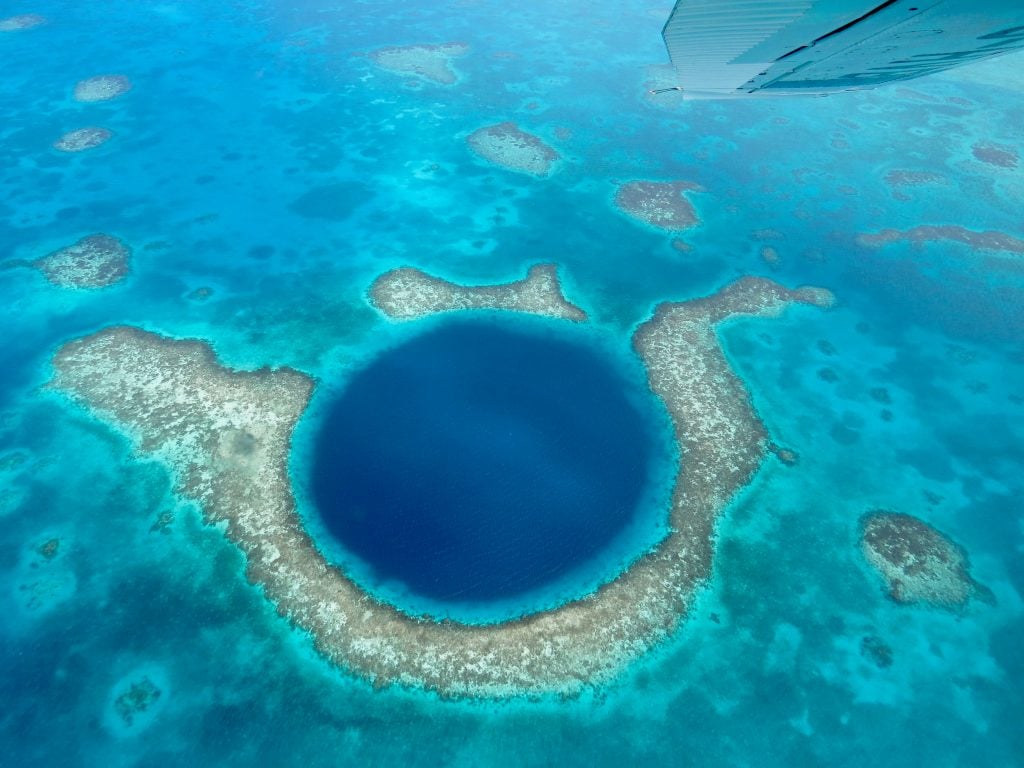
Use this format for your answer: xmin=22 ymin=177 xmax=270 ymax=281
xmin=1 ymin=0 xmax=1022 ymax=766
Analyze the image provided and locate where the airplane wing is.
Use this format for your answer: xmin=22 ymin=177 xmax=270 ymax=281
xmin=661 ymin=0 xmax=1024 ymax=96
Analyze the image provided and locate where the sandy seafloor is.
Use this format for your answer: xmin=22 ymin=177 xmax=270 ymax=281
xmin=1 ymin=0 xmax=1022 ymax=765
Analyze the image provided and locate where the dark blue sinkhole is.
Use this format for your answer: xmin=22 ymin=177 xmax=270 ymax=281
xmin=309 ymin=318 xmax=668 ymax=614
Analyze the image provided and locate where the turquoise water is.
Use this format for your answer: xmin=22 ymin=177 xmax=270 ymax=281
xmin=1 ymin=0 xmax=1022 ymax=765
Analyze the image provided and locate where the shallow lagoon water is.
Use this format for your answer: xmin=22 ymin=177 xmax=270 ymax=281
xmin=0 ymin=0 xmax=1022 ymax=765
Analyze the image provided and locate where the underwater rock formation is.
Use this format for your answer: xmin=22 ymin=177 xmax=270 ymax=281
xmin=859 ymin=511 xmax=991 ymax=610
xmin=51 ymin=271 xmax=832 ymax=698
xmin=33 ymin=234 xmax=130 ymax=289
xmin=467 ymin=122 xmax=559 ymax=177
xmin=370 ymin=42 xmax=468 ymax=85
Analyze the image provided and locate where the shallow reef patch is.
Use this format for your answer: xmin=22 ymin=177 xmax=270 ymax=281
xmin=33 ymin=234 xmax=130 ymax=289
xmin=13 ymin=534 xmax=76 ymax=615
xmin=971 ymin=142 xmax=1018 ymax=169
xmin=370 ymin=42 xmax=468 ymax=85
xmin=0 ymin=14 xmax=46 ymax=31
xmin=614 ymin=180 xmax=702 ymax=232
xmin=73 ymin=74 xmax=132 ymax=103
xmin=466 ymin=122 xmax=560 ymax=177
xmin=53 ymin=127 xmax=113 ymax=153
xmin=859 ymin=510 xmax=992 ymax=611
xmin=369 ymin=263 xmax=586 ymax=321
xmin=857 ymin=225 xmax=1024 ymax=255
xmin=103 ymin=665 xmax=170 ymax=738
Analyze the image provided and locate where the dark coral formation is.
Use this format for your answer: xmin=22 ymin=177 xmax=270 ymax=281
xmin=869 ymin=387 xmax=891 ymax=404
xmin=884 ymin=170 xmax=946 ymax=187
xmin=971 ymin=142 xmax=1018 ymax=169
xmin=0 ymin=450 xmax=28 ymax=472
xmin=759 ymin=246 xmax=780 ymax=266
xmin=37 ymin=538 xmax=61 ymax=560
xmin=114 ymin=677 xmax=162 ymax=726
xmin=466 ymin=122 xmax=560 ymax=176
xmin=767 ymin=443 xmax=799 ymax=467
xmin=33 ymin=234 xmax=130 ymax=288
xmin=150 ymin=510 xmax=174 ymax=534
xmin=51 ymin=273 xmax=832 ymax=698
xmin=860 ymin=634 xmax=894 ymax=668
xmin=859 ymin=511 xmax=991 ymax=610
xmin=816 ymin=339 xmax=836 ymax=356
xmin=187 ymin=286 xmax=215 ymax=302
xmin=857 ymin=226 xmax=1024 ymax=255
xmin=614 ymin=181 xmax=701 ymax=232
xmin=370 ymin=42 xmax=468 ymax=85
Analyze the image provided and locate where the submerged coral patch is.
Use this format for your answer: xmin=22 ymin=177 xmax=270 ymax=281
xmin=53 ymin=127 xmax=113 ymax=153
xmin=114 ymin=677 xmax=161 ymax=726
xmin=103 ymin=666 xmax=169 ymax=737
xmin=51 ymin=269 xmax=831 ymax=697
xmin=860 ymin=511 xmax=991 ymax=610
xmin=289 ymin=182 xmax=374 ymax=221
xmin=614 ymin=181 xmax=701 ymax=232
xmin=466 ymin=122 xmax=560 ymax=177
xmin=857 ymin=225 xmax=1024 ymax=255
xmin=971 ymin=142 xmax=1018 ymax=169
xmin=33 ymin=234 xmax=130 ymax=289
xmin=14 ymin=535 xmax=76 ymax=614
xmin=73 ymin=74 xmax=132 ymax=103
xmin=0 ymin=14 xmax=46 ymax=31
xmin=370 ymin=42 xmax=468 ymax=85
xmin=883 ymin=170 xmax=945 ymax=187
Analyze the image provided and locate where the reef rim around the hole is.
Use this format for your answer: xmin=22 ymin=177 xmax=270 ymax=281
xmin=50 ymin=264 xmax=833 ymax=698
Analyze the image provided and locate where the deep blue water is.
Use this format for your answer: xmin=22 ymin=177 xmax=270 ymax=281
xmin=311 ymin=320 xmax=658 ymax=607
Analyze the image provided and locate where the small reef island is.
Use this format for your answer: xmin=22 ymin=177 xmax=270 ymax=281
xmin=51 ymin=266 xmax=832 ymax=697
xmin=467 ymin=122 xmax=560 ymax=177
xmin=369 ymin=42 xmax=469 ymax=85
xmin=860 ymin=511 xmax=992 ymax=610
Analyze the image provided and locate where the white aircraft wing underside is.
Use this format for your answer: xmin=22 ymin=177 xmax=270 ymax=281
xmin=662 ymin=0 xmax=1024 ymax=96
